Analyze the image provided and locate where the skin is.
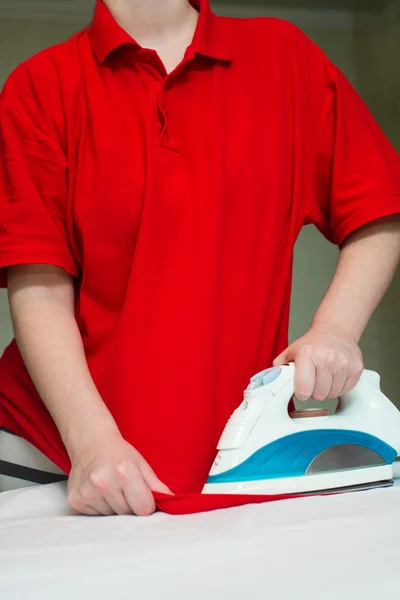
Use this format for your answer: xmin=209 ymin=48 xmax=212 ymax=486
xmin=106 ymin=0 xmax=199 ymax=73
xmin=274 ymin=216 xmax=400 ymax=401
xmin=6 ymin=0 xmax=400 ymax=516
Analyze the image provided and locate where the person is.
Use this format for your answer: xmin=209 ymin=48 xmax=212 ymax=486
xmin=0 ymin=0 xmax=399 ymax=516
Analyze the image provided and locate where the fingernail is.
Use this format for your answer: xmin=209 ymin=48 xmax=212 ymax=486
xmin=294 ymin=394 xmax=308 ymax=402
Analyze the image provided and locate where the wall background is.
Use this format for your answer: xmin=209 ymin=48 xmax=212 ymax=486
xmin=0 ymin=0 xmax=399 ymax=403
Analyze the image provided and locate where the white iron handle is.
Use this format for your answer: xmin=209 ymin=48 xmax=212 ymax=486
xmin=269 ymin=364 xmax=386 ymax=419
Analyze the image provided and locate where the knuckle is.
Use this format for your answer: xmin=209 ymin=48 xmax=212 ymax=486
xmin=313 ymin=347 xmax=330 ymax=367
xmin=337 ymin=353 xmax=349 ymax=370
xmin=89 ymin=470 xmax=108 ymax=491
xmin=325 ymin=349 xmax=336 ymax=367
xmin=299 ymin=344 xmax=313 ymax=358
xmin=115 ymin=459 xmax=131 ymax=480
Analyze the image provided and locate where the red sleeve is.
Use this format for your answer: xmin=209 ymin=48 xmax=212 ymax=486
xmin=306 ymin=57 xmax=400 ymax=246
xmin=0 ymin=62 xmax=78 ymax=288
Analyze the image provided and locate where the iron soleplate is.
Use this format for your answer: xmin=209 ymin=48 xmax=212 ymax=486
xmin=298 ymin=479 xmax=394 ymax=496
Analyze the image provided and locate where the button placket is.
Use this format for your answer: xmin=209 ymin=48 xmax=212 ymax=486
xmin=157 ymin=83 xmax=169 ymax=147
xmin=156 ymin=58 xmax=192 ymax=153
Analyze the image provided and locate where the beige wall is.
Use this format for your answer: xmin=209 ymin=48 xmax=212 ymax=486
xmin=0 ymin=19 xmax=80 ymax=87
xmin=355 ymin=2 xmax=400 ymax=151
xmin=0 ymin=5 xmax=398 ymax=403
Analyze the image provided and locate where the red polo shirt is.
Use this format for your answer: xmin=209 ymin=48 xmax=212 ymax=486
xmin=1 ymin=0 xmax=400 ymax=507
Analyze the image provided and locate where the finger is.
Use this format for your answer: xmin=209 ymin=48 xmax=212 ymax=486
xmin=90 ymin=498 xmax=115 ymax=516
xmin=117 ymin=462 xmax=156 ymax=516
xmin=67 ymin=494 xmax=103 ymax=517
xmin=90 ymin=469 xmax=133 ymax=516
xmin=124 ymin=476 xmax=156 ymax=517
xmin=328 ymin=369 xmax=348 ymax=399
xmin=340 ymin=359 xmax=364 ymax=395
xmin=313 ymin=363 xmax=333 ymax=401
xmin=103 ymin=490 xmax=134 ymax=516
xmin=293 ymin=351 xmax=315 ymax=401
xmin=340 ymin=374 xmax=362 ymax=396
xmin=273 ymin=348 xmax=290 ymax=367
xmin=79 ymin=484 xmax=116 ymax=516
xmin=78 ymin=505 xmax=103 ymax=517
xmin=140 ymin=461 xmax=173 ymax=495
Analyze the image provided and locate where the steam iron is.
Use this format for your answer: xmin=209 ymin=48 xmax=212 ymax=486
xmin=202 ymin=364 xmax=400 ymax=496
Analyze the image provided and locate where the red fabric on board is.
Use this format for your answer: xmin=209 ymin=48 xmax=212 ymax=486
xmin=153 ymin=492 xmax=304 ymax=515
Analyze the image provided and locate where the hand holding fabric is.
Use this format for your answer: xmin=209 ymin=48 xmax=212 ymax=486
xmin=67 ymin=431 xmax=173 ymax=516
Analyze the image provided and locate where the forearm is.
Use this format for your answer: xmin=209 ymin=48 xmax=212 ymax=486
xmin=7 ymin=265 xmax=119 ymax=459
xmin=312 ymin=216 xmax=400 ymax=342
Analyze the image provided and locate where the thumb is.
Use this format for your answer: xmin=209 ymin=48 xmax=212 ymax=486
xmin=140 ymin=461 xmax=174 ymax=496
xmin=273 ymin=345 xmax=293 ymax=367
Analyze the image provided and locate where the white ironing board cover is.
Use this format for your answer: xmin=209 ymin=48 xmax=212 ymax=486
xmin=1 ymin=464 xmax=399 ymax=600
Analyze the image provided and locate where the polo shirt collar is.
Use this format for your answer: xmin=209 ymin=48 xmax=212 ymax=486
xmin=89 ymin=0 xmax=233 ymax=64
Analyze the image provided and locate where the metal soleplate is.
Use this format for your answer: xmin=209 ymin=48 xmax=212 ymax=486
xmin=298 ymin=479 xmax=394 ymax=497
xmin=306 ymin=445 xmax=386 ymax=474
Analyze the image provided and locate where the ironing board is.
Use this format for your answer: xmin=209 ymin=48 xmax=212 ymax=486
xmin=1 ymin=463 xmax=399 ymax=600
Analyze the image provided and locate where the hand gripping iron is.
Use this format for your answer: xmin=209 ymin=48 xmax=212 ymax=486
xmin=202 ymin=364 xmax=400 ymax=495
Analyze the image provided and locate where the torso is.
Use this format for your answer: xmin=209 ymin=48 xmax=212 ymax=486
xmin=0 ymin=13 xmax=333 ymax=493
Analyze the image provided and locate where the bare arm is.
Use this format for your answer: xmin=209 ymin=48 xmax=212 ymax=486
xmin=312 ymin=215 xmax=400 ymax=343
xmin=275 ymin=216 xmax=400 ymax=400
xmin=7 ymin=265 xmax=118 ymax=453
xmin=7 ymin=265 xmax=171 ymax=515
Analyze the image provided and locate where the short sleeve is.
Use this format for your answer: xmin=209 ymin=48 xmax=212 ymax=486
xmin=0 ymin=63 xmax=78 ymax=287
xmin=307 ymin=60 xmax=400 ymax=246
